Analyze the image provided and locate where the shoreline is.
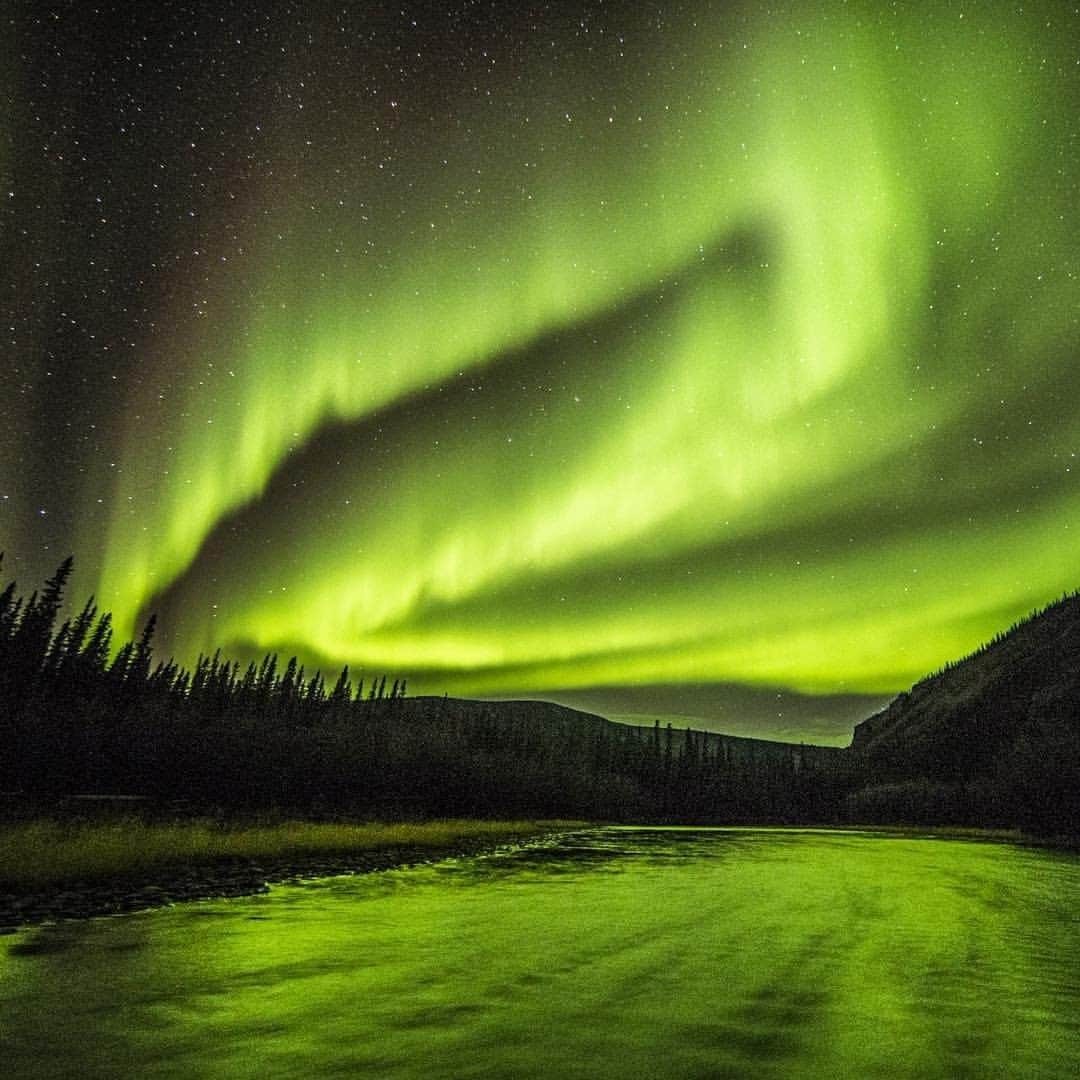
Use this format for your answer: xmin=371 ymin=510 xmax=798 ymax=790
xmin=0 ymin=818 xmax=587 ymax=933
xmin=822 ymin=822 xmax=1080 ymax=851
xmin=5 ymin=818 xmax=1075 ymax=934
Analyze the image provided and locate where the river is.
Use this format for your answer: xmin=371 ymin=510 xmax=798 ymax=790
xmin=2 ymin=827 xmax=1079 ymax=1078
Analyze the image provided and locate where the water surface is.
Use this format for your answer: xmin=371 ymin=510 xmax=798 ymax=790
xmin=3 ymin=827 xmax=1079 ymax=1078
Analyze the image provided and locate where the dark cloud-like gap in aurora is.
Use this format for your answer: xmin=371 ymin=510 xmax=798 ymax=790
xmin=3 ymin=1 xmax=1079 ymax=744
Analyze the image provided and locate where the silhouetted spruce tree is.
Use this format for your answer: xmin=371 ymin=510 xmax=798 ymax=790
xmin=257 ymin=653 xmax=277 ymax=695
xmin=130 ymin=615 xmax=157 ymax=684
xmin=278 ymin=657 xmax=298 ymax=702
xmin=330 ymin=666 xmax=351 ymax=704
xmin=3 ymin=557 xmax=72 ymax=704
xmin=80 ymin=610 xmax=113 ymax=674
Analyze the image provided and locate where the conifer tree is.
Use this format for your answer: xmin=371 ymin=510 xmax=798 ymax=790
xmin=81 ymin=611 xmax=113 ymax=672
xmin=279 ymin=657 xmax=298 ymax=700
xmin=130 ymin=615 xmax=157 ymax=682
xmin=330 ymin=666 xmax=351 ymax=703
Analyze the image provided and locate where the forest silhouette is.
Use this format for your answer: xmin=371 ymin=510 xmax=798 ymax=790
xmin=0 ymin=557 xmax=843 ymax=822
xmin=2 ymin=556 xmax=1078 ymax=835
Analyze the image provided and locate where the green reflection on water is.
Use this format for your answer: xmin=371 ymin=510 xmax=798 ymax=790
xmin=3 ymin=829 xmax=1079 ymax=1079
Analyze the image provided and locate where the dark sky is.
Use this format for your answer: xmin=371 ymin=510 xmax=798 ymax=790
xmin=3 ymin=1 xmax=1079 ymax=744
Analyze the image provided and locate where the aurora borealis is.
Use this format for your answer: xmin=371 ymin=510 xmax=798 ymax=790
xmin=3 ymin=2 xmax=1079 ymax=743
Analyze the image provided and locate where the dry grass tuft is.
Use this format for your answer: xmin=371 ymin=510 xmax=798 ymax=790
xmin=0 ymin=818 xmax=580 ymax=889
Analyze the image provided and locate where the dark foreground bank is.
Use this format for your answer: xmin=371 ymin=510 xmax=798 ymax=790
xmin=0 ymin=818 xmax=583 ymax=932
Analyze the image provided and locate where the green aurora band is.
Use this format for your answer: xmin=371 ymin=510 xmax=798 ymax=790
xmin=84 ymin=4 xmax=1080 ymax=698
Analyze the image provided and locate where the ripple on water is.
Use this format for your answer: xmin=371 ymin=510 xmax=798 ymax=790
xmin=2 ymin=828 xmax=1079 ymax=1080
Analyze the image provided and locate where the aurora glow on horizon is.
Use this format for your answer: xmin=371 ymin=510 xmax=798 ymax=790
xmin=3 ymin=2 xmax=1079 ymax=743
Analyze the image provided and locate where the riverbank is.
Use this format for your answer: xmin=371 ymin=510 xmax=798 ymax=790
xmin=5 ymin=818 xmax=1073 ymax=933
xmin=830 ymin=822 xmax=1080 ymax=851
xmin=0 ymin=818 xmax=585 ymax=932
xmin=830 ymin=823 xmax=1024 ymax=843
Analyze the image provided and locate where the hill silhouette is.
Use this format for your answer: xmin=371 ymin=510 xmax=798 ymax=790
xmin=847 ymin=593 xmax=1080 ymax=834
xmin=3 ymin=555 xmax=1078 ymax=834
xmin=0 ymin=557 xmax=842 ymax=823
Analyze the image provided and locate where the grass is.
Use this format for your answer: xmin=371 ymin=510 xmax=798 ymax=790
xmin=0 ymin=818 xmax=584 ymax=891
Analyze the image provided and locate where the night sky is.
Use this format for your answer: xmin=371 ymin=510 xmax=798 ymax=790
xmin=3 ymin=2 xmax=1079 ymax=744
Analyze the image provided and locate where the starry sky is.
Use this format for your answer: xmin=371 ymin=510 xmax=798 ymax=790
xmin=2 ymin=1 xmax=1079 ymax=745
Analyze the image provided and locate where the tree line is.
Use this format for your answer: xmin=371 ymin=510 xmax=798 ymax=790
xmin=0 ymin=557 xmax=846 ymax=822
